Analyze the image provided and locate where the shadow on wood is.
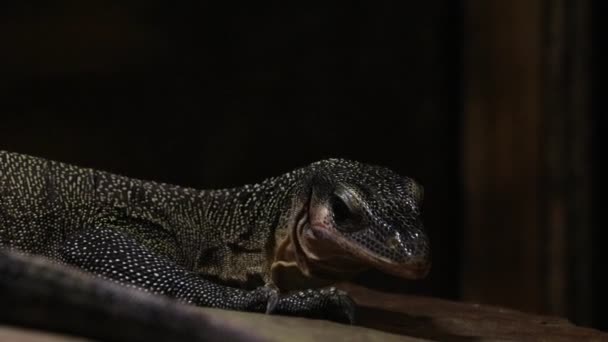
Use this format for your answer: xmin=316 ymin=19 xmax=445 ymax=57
xmin=340 ymin=283 xmax=606 ymax=341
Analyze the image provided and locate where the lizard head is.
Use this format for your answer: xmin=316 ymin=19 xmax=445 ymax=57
xmin=272 ymin=159 xmax=430 ymax=289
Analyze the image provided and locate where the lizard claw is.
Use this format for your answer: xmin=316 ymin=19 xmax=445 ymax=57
xmin=265 ymin=290 xmax=279 ymax=314
xmin=258 ymin=283 xmax=280 ymax=314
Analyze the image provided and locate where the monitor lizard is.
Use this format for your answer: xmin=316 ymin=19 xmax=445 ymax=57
xmin=0 ymin=150 xmax=430 ymax=327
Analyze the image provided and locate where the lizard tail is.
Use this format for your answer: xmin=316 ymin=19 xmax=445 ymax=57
xmin=0 ymin=249 xmax=264 ymax=342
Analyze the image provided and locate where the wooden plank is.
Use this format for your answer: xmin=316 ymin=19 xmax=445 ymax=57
xmin=341 ymin=283 xmax=607 ymax=341
xmin=463 ymin=0 xmax=592 ymax=324
xmin=463 ymin=0 xmax=543 ymax=312
xmin=542 ymin=0 xmax=592 ymax=325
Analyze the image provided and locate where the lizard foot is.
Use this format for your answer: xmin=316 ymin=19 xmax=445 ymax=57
xmin=273 ymin=286 xmax=356 ymax=324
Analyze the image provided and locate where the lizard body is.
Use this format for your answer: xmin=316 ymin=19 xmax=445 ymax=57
xmin=0 ymin=150 xmax=430 ymax=327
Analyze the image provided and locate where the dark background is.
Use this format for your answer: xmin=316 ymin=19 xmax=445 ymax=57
xmin=592 ymin=0 xmax=607 ymax=332
xmin=0 ymin=1 xmax=604 ymax=331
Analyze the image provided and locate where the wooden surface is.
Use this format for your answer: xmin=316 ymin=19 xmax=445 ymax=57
xmin=463 ymin=0 xmax=543 ymax=314
xmin=463 ymin=0 xmax=594 ymax=325
xmin=0 ymin=326 xmax=89 ymax=342
xmin=342 ymin=284 xmax=606 ymax=341
xmin=2 ymin=284 xmax=606 ymax=341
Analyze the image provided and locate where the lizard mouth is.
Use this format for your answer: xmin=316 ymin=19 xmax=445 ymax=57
xmin=303 ymin=223 xmax=430 ymax=280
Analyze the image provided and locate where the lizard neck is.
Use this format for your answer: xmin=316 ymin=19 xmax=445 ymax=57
xmin=194 ymin=168 xmax=307 ymax=288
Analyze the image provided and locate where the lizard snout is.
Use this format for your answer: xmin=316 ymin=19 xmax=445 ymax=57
xmin=378 ymin=228 xmax=431 ymax=279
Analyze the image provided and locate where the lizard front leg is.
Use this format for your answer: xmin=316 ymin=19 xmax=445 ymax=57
xmin=59 ymin=228 xmax=355 ymax=323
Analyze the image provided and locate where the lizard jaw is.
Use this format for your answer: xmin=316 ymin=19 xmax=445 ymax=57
xmin=304 ymin=223 xmax=430 ymax=280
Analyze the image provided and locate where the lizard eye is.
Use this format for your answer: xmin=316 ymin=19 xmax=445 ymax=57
xmin=330 ymin=194 xmax=352 ymax=224
xmin=329 ymin=188 xmax=364 ymax=233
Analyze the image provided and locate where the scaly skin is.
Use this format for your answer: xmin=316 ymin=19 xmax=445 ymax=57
xmin=0 ymin=150 xmax=430 ymax=324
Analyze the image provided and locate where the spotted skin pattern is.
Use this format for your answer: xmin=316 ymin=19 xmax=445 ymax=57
xmin=0 ymin=151 xmax=429 ymax=323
